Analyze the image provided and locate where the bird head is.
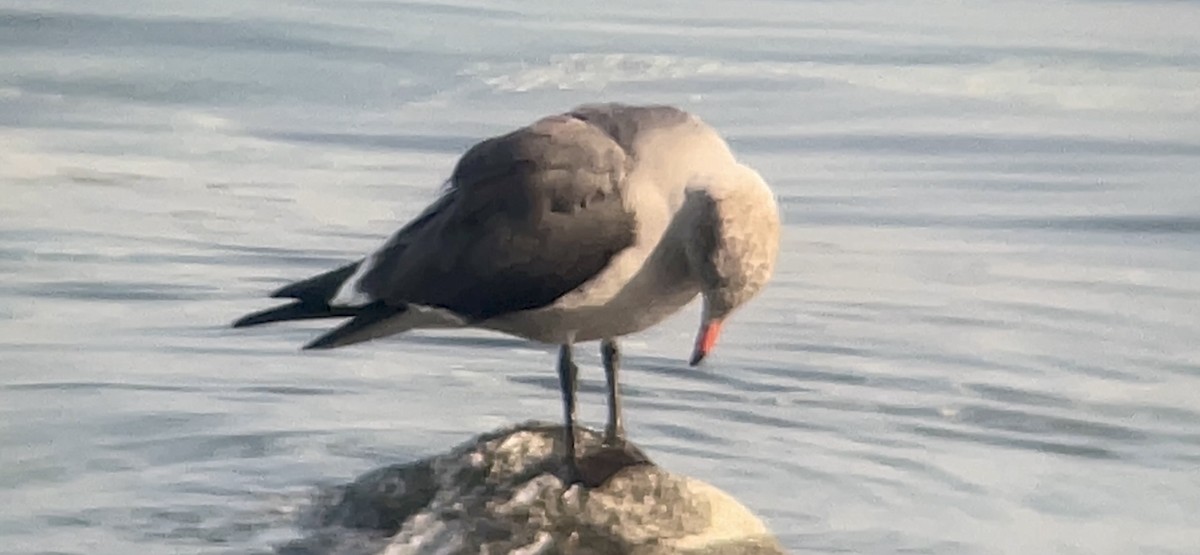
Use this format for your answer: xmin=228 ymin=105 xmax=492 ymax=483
xmin=684 ymin=168 xmax=781 ymax=365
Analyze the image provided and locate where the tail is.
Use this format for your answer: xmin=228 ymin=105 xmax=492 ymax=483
xmin=306 ymin=302 xmax=467 ymax=350
xmin=234 ymin=299 xmax=409 ymax=349
xmin=233 ymin=259 xmax=464 ymax=350
xmin=232 ymin=261 xmax=361 ymax=328
xmin=232 ymin=301 xmax=357 ymax=328
xmin=301 ymin=302 xmax=407 ymax=349
xmin=233 ymin=296 xmax=413 ymax=350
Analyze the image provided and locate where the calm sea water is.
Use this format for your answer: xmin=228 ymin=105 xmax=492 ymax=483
xmin=3 ymin=1 xmax=1199 ymax=553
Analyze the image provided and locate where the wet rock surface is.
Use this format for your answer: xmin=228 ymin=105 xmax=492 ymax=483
xmin=280 ymin=421 xmax=785 ymax=555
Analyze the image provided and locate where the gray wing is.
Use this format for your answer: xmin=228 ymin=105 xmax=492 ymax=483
xmin=234 ymin=105 xmax=702 ymax=349
xmin=232 ymin=104 xmax=693 ymax=348
xmin=352 ymin=111 xmax=639 ymax=322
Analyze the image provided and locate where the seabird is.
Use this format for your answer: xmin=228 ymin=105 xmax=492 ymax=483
xmin=233 ymin=103 xmax=781 ymax=484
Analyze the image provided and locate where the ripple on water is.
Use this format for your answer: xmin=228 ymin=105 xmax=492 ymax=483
xmin=3 ymin=2 xmax=1200 ymax=554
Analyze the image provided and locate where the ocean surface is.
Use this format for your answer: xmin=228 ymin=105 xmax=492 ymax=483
xmin=2 ymin=1 xmax=1199 ymax=553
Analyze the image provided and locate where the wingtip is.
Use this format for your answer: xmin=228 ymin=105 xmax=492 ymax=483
xmin=268 ymin=282 xmax=300 ymax=299
xmin=268 ymin=281 xmax=304 ymax=299
xmin=230 ymin=301 xmax=315 ymax=329
xmin=269 ymin=260 xmax=362 ymax=300
xmin=231 ymin=309 xmax=277 ymax=328
xmin=299 ymin=302 xmax=406 ymax=351
xmin=301 ymin=334 xmax=339 ymax=350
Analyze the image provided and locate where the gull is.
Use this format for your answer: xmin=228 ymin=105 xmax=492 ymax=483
xmin=233 ymin=103 xmax=781 ymax=484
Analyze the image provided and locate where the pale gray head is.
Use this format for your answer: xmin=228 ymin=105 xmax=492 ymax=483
xmin=683 ymin=166 xmax=781 ymax=365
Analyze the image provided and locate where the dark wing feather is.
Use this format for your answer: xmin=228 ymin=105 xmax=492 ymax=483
xmin=234 ymin=106 xmax=641 ymax=346
xmin=301 ymin=302 xmax=405 ymax=349
xmin=270 ymin=261 xmax=360 ymax=300
xmin=232 ymin=261 xmax=361 ymax=328
xmin=354 ymin=112 xmax=638 ymax=321
xmin=231 ymin=299 xmax=359 ymax=328
xmin=232 ymin=193 xmax=455 ymax=329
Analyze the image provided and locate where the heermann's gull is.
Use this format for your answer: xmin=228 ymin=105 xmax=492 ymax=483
xmin=233 ymin=103 xmax=781 ymax=484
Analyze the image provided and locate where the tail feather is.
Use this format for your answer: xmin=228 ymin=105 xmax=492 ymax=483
xmin=271 ymin=261 xmax=360 ymax=300
xmin=235 ymin=260 xmax=466 ymax=350
xmin=303 ymin=303 xmax=407 ymax=350
xmin=232 ymin=301 xmax=356 ymax=328
xmin=302 ymin=303 xmax=468 ymax=350
xmin=233 ymin=260 xmax=363 ymax=328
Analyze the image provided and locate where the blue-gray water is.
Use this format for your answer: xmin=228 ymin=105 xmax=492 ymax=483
xmin=2 ymin=1 xmax=1199 ymax=553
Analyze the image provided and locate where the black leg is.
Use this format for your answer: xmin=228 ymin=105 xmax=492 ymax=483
xmin=557 ymin=343 xmax=581 ymax=484
xmin=601 ymin=338 xmax=624 ymax=444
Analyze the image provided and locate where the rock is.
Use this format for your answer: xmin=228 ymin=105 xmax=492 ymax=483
xmin=280 ymin=421 xmax=786 ymax=555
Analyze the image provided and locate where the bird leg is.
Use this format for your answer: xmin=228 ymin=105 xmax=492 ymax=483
xmin=601 ymin=338 xmax=625 ymax=445
xmin=557 ymin=342 xmax=581 ymax=484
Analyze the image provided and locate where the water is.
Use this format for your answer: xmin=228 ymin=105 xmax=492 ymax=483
xmin=2 ymin=1 xmax=1199 ymax=553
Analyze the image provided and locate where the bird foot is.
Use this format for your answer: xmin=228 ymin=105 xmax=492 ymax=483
xmin=602 ymin=423 xmax=625 ymax=447
xmin=561 ymin=458 xmax=584 ymax=487
xmin=571 ymin=444 xmax=654 ymax=489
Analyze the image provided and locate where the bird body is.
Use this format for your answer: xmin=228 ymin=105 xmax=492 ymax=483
xmin=233 ymin=103 xmax=780 ymax=485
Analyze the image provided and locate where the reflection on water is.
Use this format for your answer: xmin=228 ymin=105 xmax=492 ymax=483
xmin=2 ymin=1 xmax=1200 ymax=554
